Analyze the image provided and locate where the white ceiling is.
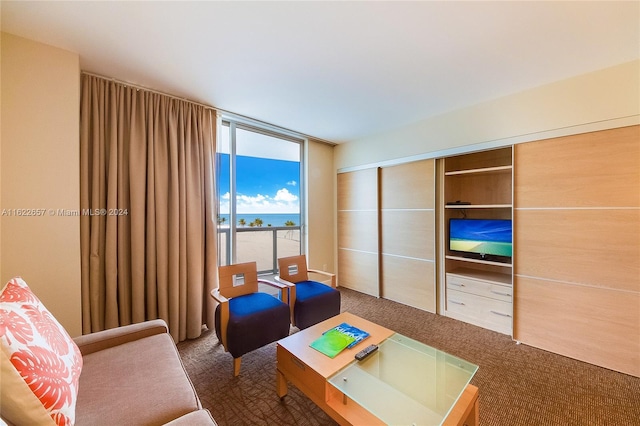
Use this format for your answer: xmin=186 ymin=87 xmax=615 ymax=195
xmin=2 ymin=1 xmax=639 ymax=144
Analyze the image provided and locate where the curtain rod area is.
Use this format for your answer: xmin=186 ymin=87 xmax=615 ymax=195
xmin=81 ymin=71 xmax=337 ymax=146
xmin=81 ymin=71 xmax=217 ymax=111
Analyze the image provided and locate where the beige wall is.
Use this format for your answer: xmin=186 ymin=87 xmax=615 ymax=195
xmin=306 ymin=139 xmax=335 ymax=273
xmin=335 ymin=60 xmax=640 ymax=170
xmin=1 ymin=33 xmax=81 ymax=336
xmin=0 ymin=35 xmax=3 ymax=283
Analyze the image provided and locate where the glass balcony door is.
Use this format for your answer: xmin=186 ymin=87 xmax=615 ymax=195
xmin=216 ymin=121 xmax=303 ymax=275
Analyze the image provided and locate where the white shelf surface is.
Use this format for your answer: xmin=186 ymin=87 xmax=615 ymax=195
xmin=445 ymin=204 xmax=512 ymax=209
xmin=444 ymin=165 xmax=512 ymax=176
xmin=446 ymin=255 xmax=513 ymax=268
xmin=447 ymin=267 xmax=512 ymax=285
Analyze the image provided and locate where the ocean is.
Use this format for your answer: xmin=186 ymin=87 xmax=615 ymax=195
xmin=217 ymin=213 xmax=300 ymax=227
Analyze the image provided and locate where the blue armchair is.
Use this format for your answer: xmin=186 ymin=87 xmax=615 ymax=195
xmin=211 ymin=261 xmax=291 ymax=376
xmin=275 ymin=255 xmax=341 ymax=329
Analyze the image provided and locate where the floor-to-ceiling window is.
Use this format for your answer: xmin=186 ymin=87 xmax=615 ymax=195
xmin=216 ymin=120 xmax=304 ymax=274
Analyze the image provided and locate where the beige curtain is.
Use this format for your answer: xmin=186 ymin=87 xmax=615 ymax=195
xmin=79 ymin=74 xmax=218 ymax=342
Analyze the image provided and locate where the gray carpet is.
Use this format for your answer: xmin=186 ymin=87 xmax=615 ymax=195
xmin=177 ymin=288 xmax=640 ymax=425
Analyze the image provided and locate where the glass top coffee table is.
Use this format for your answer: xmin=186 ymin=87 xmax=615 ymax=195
xmin=276 ymin=312 xmax=479 ymax=426
xmin=328 ymin=333 xmax=478 ymax=425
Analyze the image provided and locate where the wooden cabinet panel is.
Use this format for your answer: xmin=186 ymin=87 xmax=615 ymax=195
xmin=516 ymin=209 xmax=640 ymax=292
xmin=338 ymin=211 xmax=378 ymax=253
xmin=337 ymin=249 xmax=378 ymax=296
xmin=337 ymin=160 xmax=436 ymax=307
xmin=514 ymin=276 xmax=640 ymax=378
xmin=513 ymin=125 xmax=640 ymax=377
xmin=381 ymin=256 xmax=435 ymax=312
xmin=381 ymin=210 xmax=435 ymax=260
xmin=379 ymin=159 xmax=436 ymax=312
xmin=337 ymin=168 xmax=378 ymax=211
xmin=337 ymin=169 xmax=379 ymax=297
xmin=380 ymin=160 xmax=435 ymax=209
xmin=515 ymin=125 xmax=640 ymax=208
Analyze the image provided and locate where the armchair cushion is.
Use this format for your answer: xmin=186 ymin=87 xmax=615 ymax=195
xmin=293 ymin=281 xmax=341 ymax=330
xmin=227 ymin=292 xmax=286 ymax=317
xmin=295 ymin=280 xmax=335 ymax=301
xmin=0 ymin=277 xmax=83 ymax=426
xmin=215 ymin=293 xmax=290 ymax=359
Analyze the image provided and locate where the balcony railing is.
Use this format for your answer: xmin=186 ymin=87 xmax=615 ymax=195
xmin=217 ymin=226 xmax=302 ymax=275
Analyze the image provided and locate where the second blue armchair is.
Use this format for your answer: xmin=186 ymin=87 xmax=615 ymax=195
xmin=276 ymin=255 xmax=340 ymax=330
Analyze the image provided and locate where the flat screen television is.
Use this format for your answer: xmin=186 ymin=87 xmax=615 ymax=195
xmin=449 ymin=218 xmax=512 ymax=259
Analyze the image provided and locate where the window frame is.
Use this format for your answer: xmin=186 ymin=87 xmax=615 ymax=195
xmin=216 ymin=116 xmax=306 ymax=273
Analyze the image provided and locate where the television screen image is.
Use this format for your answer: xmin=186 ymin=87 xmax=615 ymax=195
xmin=449 ymin=219 xmax=512 ymax=258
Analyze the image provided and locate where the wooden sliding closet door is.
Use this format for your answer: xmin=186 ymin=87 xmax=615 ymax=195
xmin=514 ymin=125 xmax=640 ymax=377
xmin=337 ymin=169 xmax=379 ymax=296
xmin=380 ymin=160 xmax=436 ymax=312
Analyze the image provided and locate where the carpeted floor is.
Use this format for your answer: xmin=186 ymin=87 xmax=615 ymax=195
xmin=177 ymin=288 xmax=640 ymax=425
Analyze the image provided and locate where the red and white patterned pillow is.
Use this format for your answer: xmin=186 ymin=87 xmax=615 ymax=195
xmin=0 ymin=277 xmax=83 ymax=426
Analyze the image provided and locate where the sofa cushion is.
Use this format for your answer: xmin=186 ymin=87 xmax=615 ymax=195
xmin=0 ymin=277 xmax=83 ymax=426
xmin=75 ymin=332 xmax=201 ymax=425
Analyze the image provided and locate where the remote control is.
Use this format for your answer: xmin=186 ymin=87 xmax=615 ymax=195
xmin=355 ymin=344 xmax=378 ymax=361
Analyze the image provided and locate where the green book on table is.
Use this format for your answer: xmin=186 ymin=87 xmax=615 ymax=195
xmin=309 ymin=322 xmax=369 ymax=358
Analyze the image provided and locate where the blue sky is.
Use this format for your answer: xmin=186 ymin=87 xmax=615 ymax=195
xmin=217 ymin=125 xmax=302 ymax=215
xmin=217 ymin=153 xmax=300 ymax=214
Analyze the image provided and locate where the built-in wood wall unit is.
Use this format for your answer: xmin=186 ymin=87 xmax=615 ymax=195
xmin=337 ymin=160 xmax=436 ymax=308
xmin=440 ymin=147 xmax=514 ymax=335
xmin=337 ymin=169 xmax=379 ymax=296
xmin=379 ymin=160 xmax=436 ymax=312
xmin=513 ymin=125 xmax=640 ymax=378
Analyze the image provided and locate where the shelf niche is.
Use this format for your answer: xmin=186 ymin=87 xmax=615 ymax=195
xmin=441 ymin=146 xmax=514 ymax=336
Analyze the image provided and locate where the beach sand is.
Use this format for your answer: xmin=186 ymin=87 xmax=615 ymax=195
xmin=218 ymin=228 xmax=311 ymax=295
xmin=218 ymin=228 xmax=301 ymax=272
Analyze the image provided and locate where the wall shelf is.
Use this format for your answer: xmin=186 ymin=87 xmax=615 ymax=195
xmin=446 ymin=255 xmax=512 ymax=268
xmin=448 ymin=267 xmax=512 ymax=285
xmin=445 ymin=165 xmax=512 ymax=176
xmin=441 ymin=146 xmax=514 ymax=336
xmin=445 ymin=204 xmax=512 ymax=209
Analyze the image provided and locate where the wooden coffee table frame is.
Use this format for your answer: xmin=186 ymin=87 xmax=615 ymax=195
xmin=276 ymin=312 xmax=479 ymax=426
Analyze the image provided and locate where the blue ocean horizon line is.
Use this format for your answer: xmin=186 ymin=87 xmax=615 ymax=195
xmin=217 ymin=213 xmax=300 ymax=227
